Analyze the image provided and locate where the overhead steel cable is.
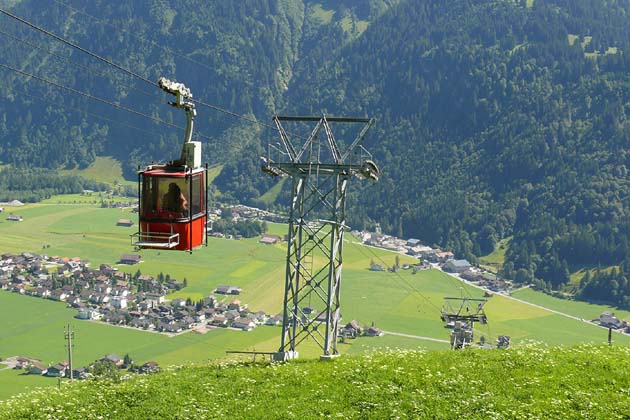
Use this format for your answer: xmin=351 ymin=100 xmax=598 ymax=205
xmin=0 ymin=62 xmax=215 ymax=142
xmin=0 ymin=6 xmax=157 ymax=88
xmin=0 ymin=6 xmax=309 ymax=140
xmin=352 ymin=240 xmax=442 ymax=313
xmin=0 ymin=28 xmax=156 ymax=99
xmin=0 ymin=81 xmax=168 ymax=139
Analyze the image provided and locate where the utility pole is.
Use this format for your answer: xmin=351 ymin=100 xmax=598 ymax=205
xmin=262 ymin=115 xmax=379 ymax=361
xmin=64 ymin=324 xmax=74 ymax=383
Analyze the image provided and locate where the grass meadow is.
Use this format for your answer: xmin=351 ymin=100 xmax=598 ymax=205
xmin=59 ymin=156 xmax=135 ymax=187
xmin=512 ymin=287 xmax=630 ymax=322
xmin=1 ymin=201 xmax=630 ymax=401
xmin=3 ymin=344 xmax=630 ymax=419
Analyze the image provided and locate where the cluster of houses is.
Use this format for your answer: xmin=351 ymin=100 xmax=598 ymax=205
xmin=340 ymin=320 xmax=383 ymax=339
xmin=459 ymin=270 xmax=512 ymax=293
xmin=221 ymin=204 xmax=285 ymax=224
xmin=356 ymin=231 xmax=456 ymax=263
xmin=9 ymin=354 xmax=159 ymax=380
xmin=0 ymin=252 xmax=282 ymax=335
xmin=357 ymin=230 xmax=515 ymax=294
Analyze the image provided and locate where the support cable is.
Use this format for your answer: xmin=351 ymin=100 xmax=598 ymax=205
xmin=353 ymin=241 xmax=442 ymax=313
xmin=0 ymin=62 xmax=214 ymax=142
xmin=0 ymin=7 xmax=157 ymax=88
xmin=0 ymin=81 xmax=168 ymax=138
xmin=0 ymin=28 xmax=156 ymax=98
xmin=0 ymin=6 xmax=308 ymax=139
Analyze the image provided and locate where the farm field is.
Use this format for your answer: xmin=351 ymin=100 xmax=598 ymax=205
xmin=2 ymin=202 xmax=630 ymax=401
xmin=512 ymin=287 xmax=630 ymax=322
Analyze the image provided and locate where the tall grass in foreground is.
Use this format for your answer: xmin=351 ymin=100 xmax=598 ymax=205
xmin=2 ymin=344 xmax=629 ymax=419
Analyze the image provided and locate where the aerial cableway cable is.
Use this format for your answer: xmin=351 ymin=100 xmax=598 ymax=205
xmin=352 ymin=238 xmax=498 ymax=343
xmin=352 ymin=240 xmax=442 ymax=313
xmin=0 ymin=62 xmax=214 ymax=142
xmin=0 ymin=6 xmax=301 ymax=138
xmin=0 ymin=28 xmax=156 ymax=99
xmin=0 ymin=81 xmax=168 ymax=139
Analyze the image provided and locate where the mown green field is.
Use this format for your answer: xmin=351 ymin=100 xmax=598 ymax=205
xmin=1 ymin=202 xmax=629 ymax=401
xmin=478 ymin=237 xmax=510 ymax=272
xmin=59 ymin=156 xmax=135 ymax=187
xmin=3 ymin=345 xmax=630 ymax=420
xmin=512 ymin=287 xmax=630 ymax=322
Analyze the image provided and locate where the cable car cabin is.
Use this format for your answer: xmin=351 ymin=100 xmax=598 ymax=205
xmin=133 ymin=165 xmax=207 ymax=252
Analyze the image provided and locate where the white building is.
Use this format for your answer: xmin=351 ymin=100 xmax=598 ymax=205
xmin=111 ymin=296 xmax=128 ymax=309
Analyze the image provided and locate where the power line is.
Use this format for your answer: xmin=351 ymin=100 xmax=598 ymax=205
xmin=0 ymin=6 xmax=308 ymax=140
xmin=0 ymin=62 xmax=214 ymax=142
xmin=0 ymin=6 xmax=157 ymax=88
xmin=0 ymin=28 xmax=156 ymax=99
xmin=0 ymin=81 xmax=169 ymax=139
xmin=353 ymin=241 xmax=442 ymax=313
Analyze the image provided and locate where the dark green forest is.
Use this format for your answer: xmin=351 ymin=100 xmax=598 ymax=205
xmin=1 ymin=0 xmax=630 ymax=305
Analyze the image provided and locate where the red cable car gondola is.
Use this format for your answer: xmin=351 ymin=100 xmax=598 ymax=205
xmin=131 ymin=78 xmax=207 ymax=252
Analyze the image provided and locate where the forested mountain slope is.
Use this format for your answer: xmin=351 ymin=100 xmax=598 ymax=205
xmin=285 ymin=0 xmax=630 ymax=302
xmin=1 ymin=0 xmax=630 ymax=301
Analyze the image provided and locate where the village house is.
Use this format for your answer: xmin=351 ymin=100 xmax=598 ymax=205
xmin=72 ymin=367 xmax=88 ymax=380
xmin=366 ymin=326 xmax=384 ymax=337
xmin=214 ymin=285 xmax=241 ymax=295
xmin=100 ymin=354 xmax=124 ymax=367
xmin=369 ymin=263 xmax=385 ymax=271
xmin=14 ymin=357 xmax=42 ymax=370
xmin=232 ymin=317 xmax=256 ymax=331
xmin=111 ymin=296 xmax=128 ymax=309
xmin=444 ymin=259 xmax=472 ymax=273
xmin=211 ymin=315 xmax=228 ymax=327
xmin=259 ymin=234 xmax=282 ymax=245
xmin=46 ymin=362 xmax=68 ymax=377
xmin=406 ymin=238 xmax=422 ymax=247
xmin=265 ymin=314 xmax=283 ymax=326
xmin=227 ymin=299 xmax=244 ymax=311
xmin=435 ymin=251 xmax=455 ymax=262
xmin=599 ymin=311 xmax=624 ymax=329
xmin=342 ymin=320 xmax=363 ymax=338
xmin=76 ymin=308 xmax=102 ymax=320
xmin=27 ymin=362 xmax=48 ymax=376
xmin=248 ymin=311 xmax=268 ymax=325
xmin=138 ymin=361 xmax=160 ymax=374
xmin=120 ymin=254 xmax=142 ymax=265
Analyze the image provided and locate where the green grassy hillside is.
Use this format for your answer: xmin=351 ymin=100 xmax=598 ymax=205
xmin=2 ymin=345 xmax=630 ymax=419
xmin=2 ymin=202 xmax=629 ymax=401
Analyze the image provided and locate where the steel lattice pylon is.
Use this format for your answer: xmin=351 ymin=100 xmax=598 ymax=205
xmin=262 ymin=116 xmax=379 ymax=360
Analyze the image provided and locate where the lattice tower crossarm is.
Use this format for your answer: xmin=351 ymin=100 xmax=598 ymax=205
xmin=264 ymin=116 xmax=378 ymax=360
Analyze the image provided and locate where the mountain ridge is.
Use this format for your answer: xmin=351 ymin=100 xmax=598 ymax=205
xmin=1 ymin=0 xmax=630 ymax=301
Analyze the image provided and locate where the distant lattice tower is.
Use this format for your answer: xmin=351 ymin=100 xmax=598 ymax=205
xmin=262 ymin=116 xmax=379 ymax=360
